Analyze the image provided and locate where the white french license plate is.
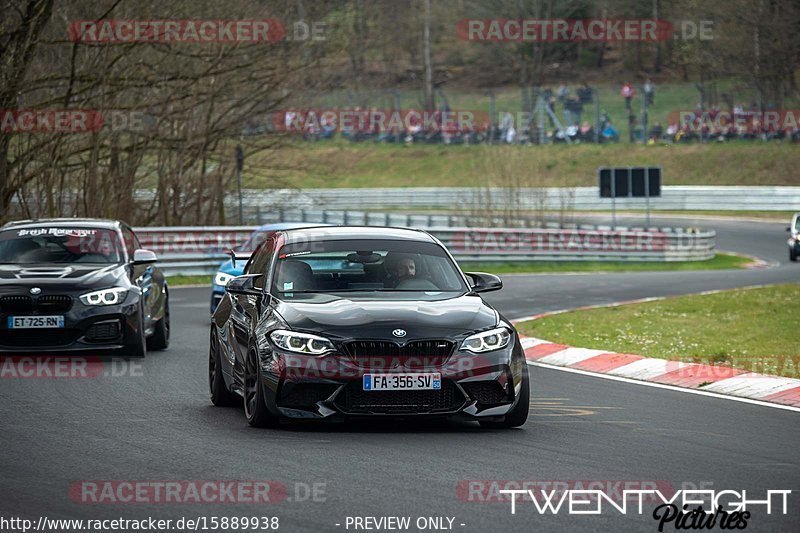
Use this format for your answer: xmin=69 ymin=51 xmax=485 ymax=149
xmin=7 ymin=315 xmax=65 ymax=329
xmin=363 ymin=373 xmax=441 ymax=391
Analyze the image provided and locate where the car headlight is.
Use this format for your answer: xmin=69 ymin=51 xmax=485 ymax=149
xmin=460 ymin=327 xmax=512 ymax=353
xmin=269 ymin=329 xmax=336 ymax=355
xmin=79 ymin=287 xmax=128 ymax=306
xmin=214 ymin=272 xmax=234 ymax=287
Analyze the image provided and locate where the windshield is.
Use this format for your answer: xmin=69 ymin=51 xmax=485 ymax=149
xmin=0 ymin=227 xmax=124 ymax=264
xmin=271 ymin=239 xmax=467 ymax=298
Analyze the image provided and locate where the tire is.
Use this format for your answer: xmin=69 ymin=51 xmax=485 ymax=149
xmin=209 ymin=327 xmax=239 ymax=407
xmin=790 ymin=247 xmax=798 ymax=262
xmin=147 ymin=290 xmax=170 ymax=350
xmin=243 ymin=348 xmax=280 ymax=428
xmin=479 ymin=367 xmax=530 ymax=429
xmin=124 ymin=304 xmax=147 ymax=359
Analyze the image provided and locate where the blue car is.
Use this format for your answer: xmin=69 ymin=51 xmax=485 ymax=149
xmin=210 ymin=223 xmax=331 ymax=312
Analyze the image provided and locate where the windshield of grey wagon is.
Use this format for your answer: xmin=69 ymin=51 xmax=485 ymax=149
xmin=272 ymin=239 xmax=467 ymax=295
xmin=0 ymin=227 xmax=124 ymax=264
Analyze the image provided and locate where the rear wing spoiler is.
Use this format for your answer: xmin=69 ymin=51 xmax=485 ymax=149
xmin=228 ymin=249 xmax=252 ymax=267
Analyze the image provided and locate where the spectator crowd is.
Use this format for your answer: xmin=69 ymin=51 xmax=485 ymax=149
xmin=247 ymin=80 xmax=799 ymax=145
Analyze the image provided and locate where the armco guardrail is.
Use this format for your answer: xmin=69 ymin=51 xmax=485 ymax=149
xmin=297 ymin=186 xmax=800 ymax=211
xmin=134 ymin=225 xmax=715 ymax=276
xmin=438 ymin=226 xmax=714 ymax=262
xmin=209 ymin=186 xmax=799 ymax=214
xmin=12 ymin=186 xmax=796 ymax=224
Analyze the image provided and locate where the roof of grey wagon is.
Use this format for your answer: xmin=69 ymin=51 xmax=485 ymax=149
xmin=280 ymin=225 xmax=435 ymax=245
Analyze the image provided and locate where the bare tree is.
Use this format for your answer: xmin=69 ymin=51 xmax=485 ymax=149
xmin=0 ymin=0 xmax=56 ymax=219
xmin=2 ymin=0 xmax=339 ymax=225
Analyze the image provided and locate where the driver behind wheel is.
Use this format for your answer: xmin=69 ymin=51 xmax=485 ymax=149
xmin=384 ymin=253 xmax=418 ymax=287
xmin=10 ymin=239 xmax=43 ymax=262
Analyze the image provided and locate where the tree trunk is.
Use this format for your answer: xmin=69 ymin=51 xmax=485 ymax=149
xmin=423 ymin=0 xmax=435 ymax=111
xmin=0 ymin=0 xmax=55 ymax=222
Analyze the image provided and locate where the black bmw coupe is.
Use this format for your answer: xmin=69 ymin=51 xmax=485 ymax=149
xmin=209 ymin=226 xmax=529 ymax=428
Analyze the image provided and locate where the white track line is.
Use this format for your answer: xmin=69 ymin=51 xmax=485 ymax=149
xmin=527 ymin=360 xmax=800 ymax=413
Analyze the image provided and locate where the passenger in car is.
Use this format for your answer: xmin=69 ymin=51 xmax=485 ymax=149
xmin=394 ymin=257 xmax=416 ymax=281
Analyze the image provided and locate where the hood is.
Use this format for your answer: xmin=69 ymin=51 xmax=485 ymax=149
xmin=0 ymin=263 xmax=128 ymax=291
xmin=273 ymin=293 xmax=498 ymax=339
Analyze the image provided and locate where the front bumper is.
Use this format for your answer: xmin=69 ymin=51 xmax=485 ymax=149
xmin=0 ymin=292 xmax=142 ymax=354
xmin=256 ymin=336 xmax=528 ymax=420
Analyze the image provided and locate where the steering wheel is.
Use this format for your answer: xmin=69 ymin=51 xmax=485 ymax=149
xmin=394 ymin=278 xmax=439 ymax=290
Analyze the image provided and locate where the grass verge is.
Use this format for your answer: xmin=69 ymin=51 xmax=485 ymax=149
xmin=166 ymin=253 xmax=751 ymax=285
xmin=461 ymin=252 xmax=752 ymax=274
xmin=166 ymin=274 xmax=210 ymax=286
xmin=516 ymin=283 xmax=800 ymax=378
xmin=244 ymin=140 xmax=800 ymax=189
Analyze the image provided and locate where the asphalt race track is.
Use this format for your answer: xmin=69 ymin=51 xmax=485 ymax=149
xmin=2 ymin=216 xmax=799 ymax=532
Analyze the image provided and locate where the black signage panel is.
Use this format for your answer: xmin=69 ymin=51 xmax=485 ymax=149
xmin=599 ymin=168 xmax=612 ymax=198
xmin=598 ymin=167 xmax=662 ymax=198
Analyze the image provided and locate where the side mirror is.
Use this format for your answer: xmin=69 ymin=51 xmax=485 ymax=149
xmin=788 ymin=227 xmax=792 ymax=232
xmin=225 ymin=274 xmax=264 ymax=296
xmin=132 ymin=249 xmax=158 ymax=265
xmin=465 ymin=272 xmax=503 ymax=293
